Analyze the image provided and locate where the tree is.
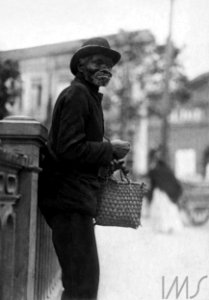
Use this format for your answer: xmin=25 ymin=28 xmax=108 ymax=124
xmin=102 ymin=30 xmax=190 ymax=173
xmin=0 ymin=59 xmax=20 ymax=119
xmin=103 ymin=30 xmax=190 ymax=140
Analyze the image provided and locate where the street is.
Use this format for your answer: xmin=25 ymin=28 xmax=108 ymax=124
xmin=96 ymin=216 xmax=209 ymax=300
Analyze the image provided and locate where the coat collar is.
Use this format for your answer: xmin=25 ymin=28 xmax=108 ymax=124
xmin=73 ymin=75 xmax=103 ymax=101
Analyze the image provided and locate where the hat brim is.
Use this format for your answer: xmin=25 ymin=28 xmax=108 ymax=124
xmin=70 ymin=45 xmax=121 ymax=75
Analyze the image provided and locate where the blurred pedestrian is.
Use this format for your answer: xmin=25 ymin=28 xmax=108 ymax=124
xmin=38 ymin=37 xmax=130 ymax=300
xmin=147 ymin=147 xmax=183 ymax=233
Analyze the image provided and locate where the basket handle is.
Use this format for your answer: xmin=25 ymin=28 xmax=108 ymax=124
xmin=119 ymin=167 xmax=131 ymax=183
xmin=120 ymin=169 xmax=147 ymax=194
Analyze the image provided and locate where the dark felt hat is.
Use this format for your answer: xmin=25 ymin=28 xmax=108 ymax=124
xmin=70 ymin=37 xmax=121 ymax=75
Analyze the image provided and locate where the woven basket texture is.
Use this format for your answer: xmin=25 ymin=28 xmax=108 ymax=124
xmin=96 ymin=178 xmax=144 ymax=229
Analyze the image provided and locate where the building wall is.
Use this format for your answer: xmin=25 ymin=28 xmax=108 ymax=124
xmin=190 ymin=75 xmax=209 ymax=105
xmin=16 ymin=55 xmax=73 ymax=123
xmin=171 ymin=123 xmax=209 ymax=175
xmin=149 ymin=120 xmax=209 ymax=180
xmin=147 ymin=73 xmax=209 ymax=180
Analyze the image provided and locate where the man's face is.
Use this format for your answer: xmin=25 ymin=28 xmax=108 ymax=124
xmin=78 ymin=54 xmax=113 ymax=87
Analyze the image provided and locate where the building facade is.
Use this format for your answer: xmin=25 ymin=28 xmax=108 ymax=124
xmin=0 ymin=40 xmax=80 ymax=125
xmin=148 ymin=72 xmax=209 ymax=180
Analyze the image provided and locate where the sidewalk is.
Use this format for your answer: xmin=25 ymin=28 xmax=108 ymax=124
xmin=96 ymin=217 xmax=209 ymax=300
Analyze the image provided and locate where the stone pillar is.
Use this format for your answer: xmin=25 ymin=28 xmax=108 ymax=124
xmin=0 ymin=116 xmax=48 ymax=300
xmin=0 ymin=150 xmax=25 ymax=300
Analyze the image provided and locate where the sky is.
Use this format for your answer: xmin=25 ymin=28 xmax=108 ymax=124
xmin=0 ymin=0 xmax=209 ymax=79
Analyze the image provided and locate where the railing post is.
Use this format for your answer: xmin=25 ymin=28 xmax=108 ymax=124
xmin=0 ymin=116 xmax=48 ymax=300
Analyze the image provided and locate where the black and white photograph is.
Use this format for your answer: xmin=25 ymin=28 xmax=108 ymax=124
xmin=0 ymin=0 xmax=209 ymax=299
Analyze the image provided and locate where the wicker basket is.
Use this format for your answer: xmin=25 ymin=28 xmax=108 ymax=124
xmin=96 ymin=174 xmax=145 ymax=229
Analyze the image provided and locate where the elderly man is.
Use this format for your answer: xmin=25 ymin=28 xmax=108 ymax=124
xmin=39 ymin=37 xmax=130 ymax=300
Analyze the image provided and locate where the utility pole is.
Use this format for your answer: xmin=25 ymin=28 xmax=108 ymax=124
xmin=161 ymin=0 xmax=175 ymax=163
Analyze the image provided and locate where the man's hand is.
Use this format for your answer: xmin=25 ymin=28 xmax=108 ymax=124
xmin=110 ymin=159 xmax=128 ymax=174
xmin=111 ymin=139 xmax=130 ymax=159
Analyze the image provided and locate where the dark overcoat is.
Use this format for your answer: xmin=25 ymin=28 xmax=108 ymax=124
xmin=148 ymin=160 xmax=183 ymax=204
xmin=39 ymin=76 xmax=113 ymax=220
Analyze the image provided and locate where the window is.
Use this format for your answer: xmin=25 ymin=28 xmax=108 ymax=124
xmin=175 ymin=149 xmax=196 ymax=179
xmin=31 ymin=79 xmax=42 ymax=109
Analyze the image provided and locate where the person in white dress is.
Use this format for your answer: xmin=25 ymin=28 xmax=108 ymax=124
xmin=147 ymin=148 xmax=184 ymax=233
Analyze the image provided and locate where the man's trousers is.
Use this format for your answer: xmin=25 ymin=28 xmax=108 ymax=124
xmin=49 ymin=212 xmax=99 ymax=300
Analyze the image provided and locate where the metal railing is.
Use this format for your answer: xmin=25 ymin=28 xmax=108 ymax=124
xmin=35 ymin=210 xmax=61 ymax=300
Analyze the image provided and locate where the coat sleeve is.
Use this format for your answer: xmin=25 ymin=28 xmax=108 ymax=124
xmin=56 ymin=86 xmax=113 ymax=166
